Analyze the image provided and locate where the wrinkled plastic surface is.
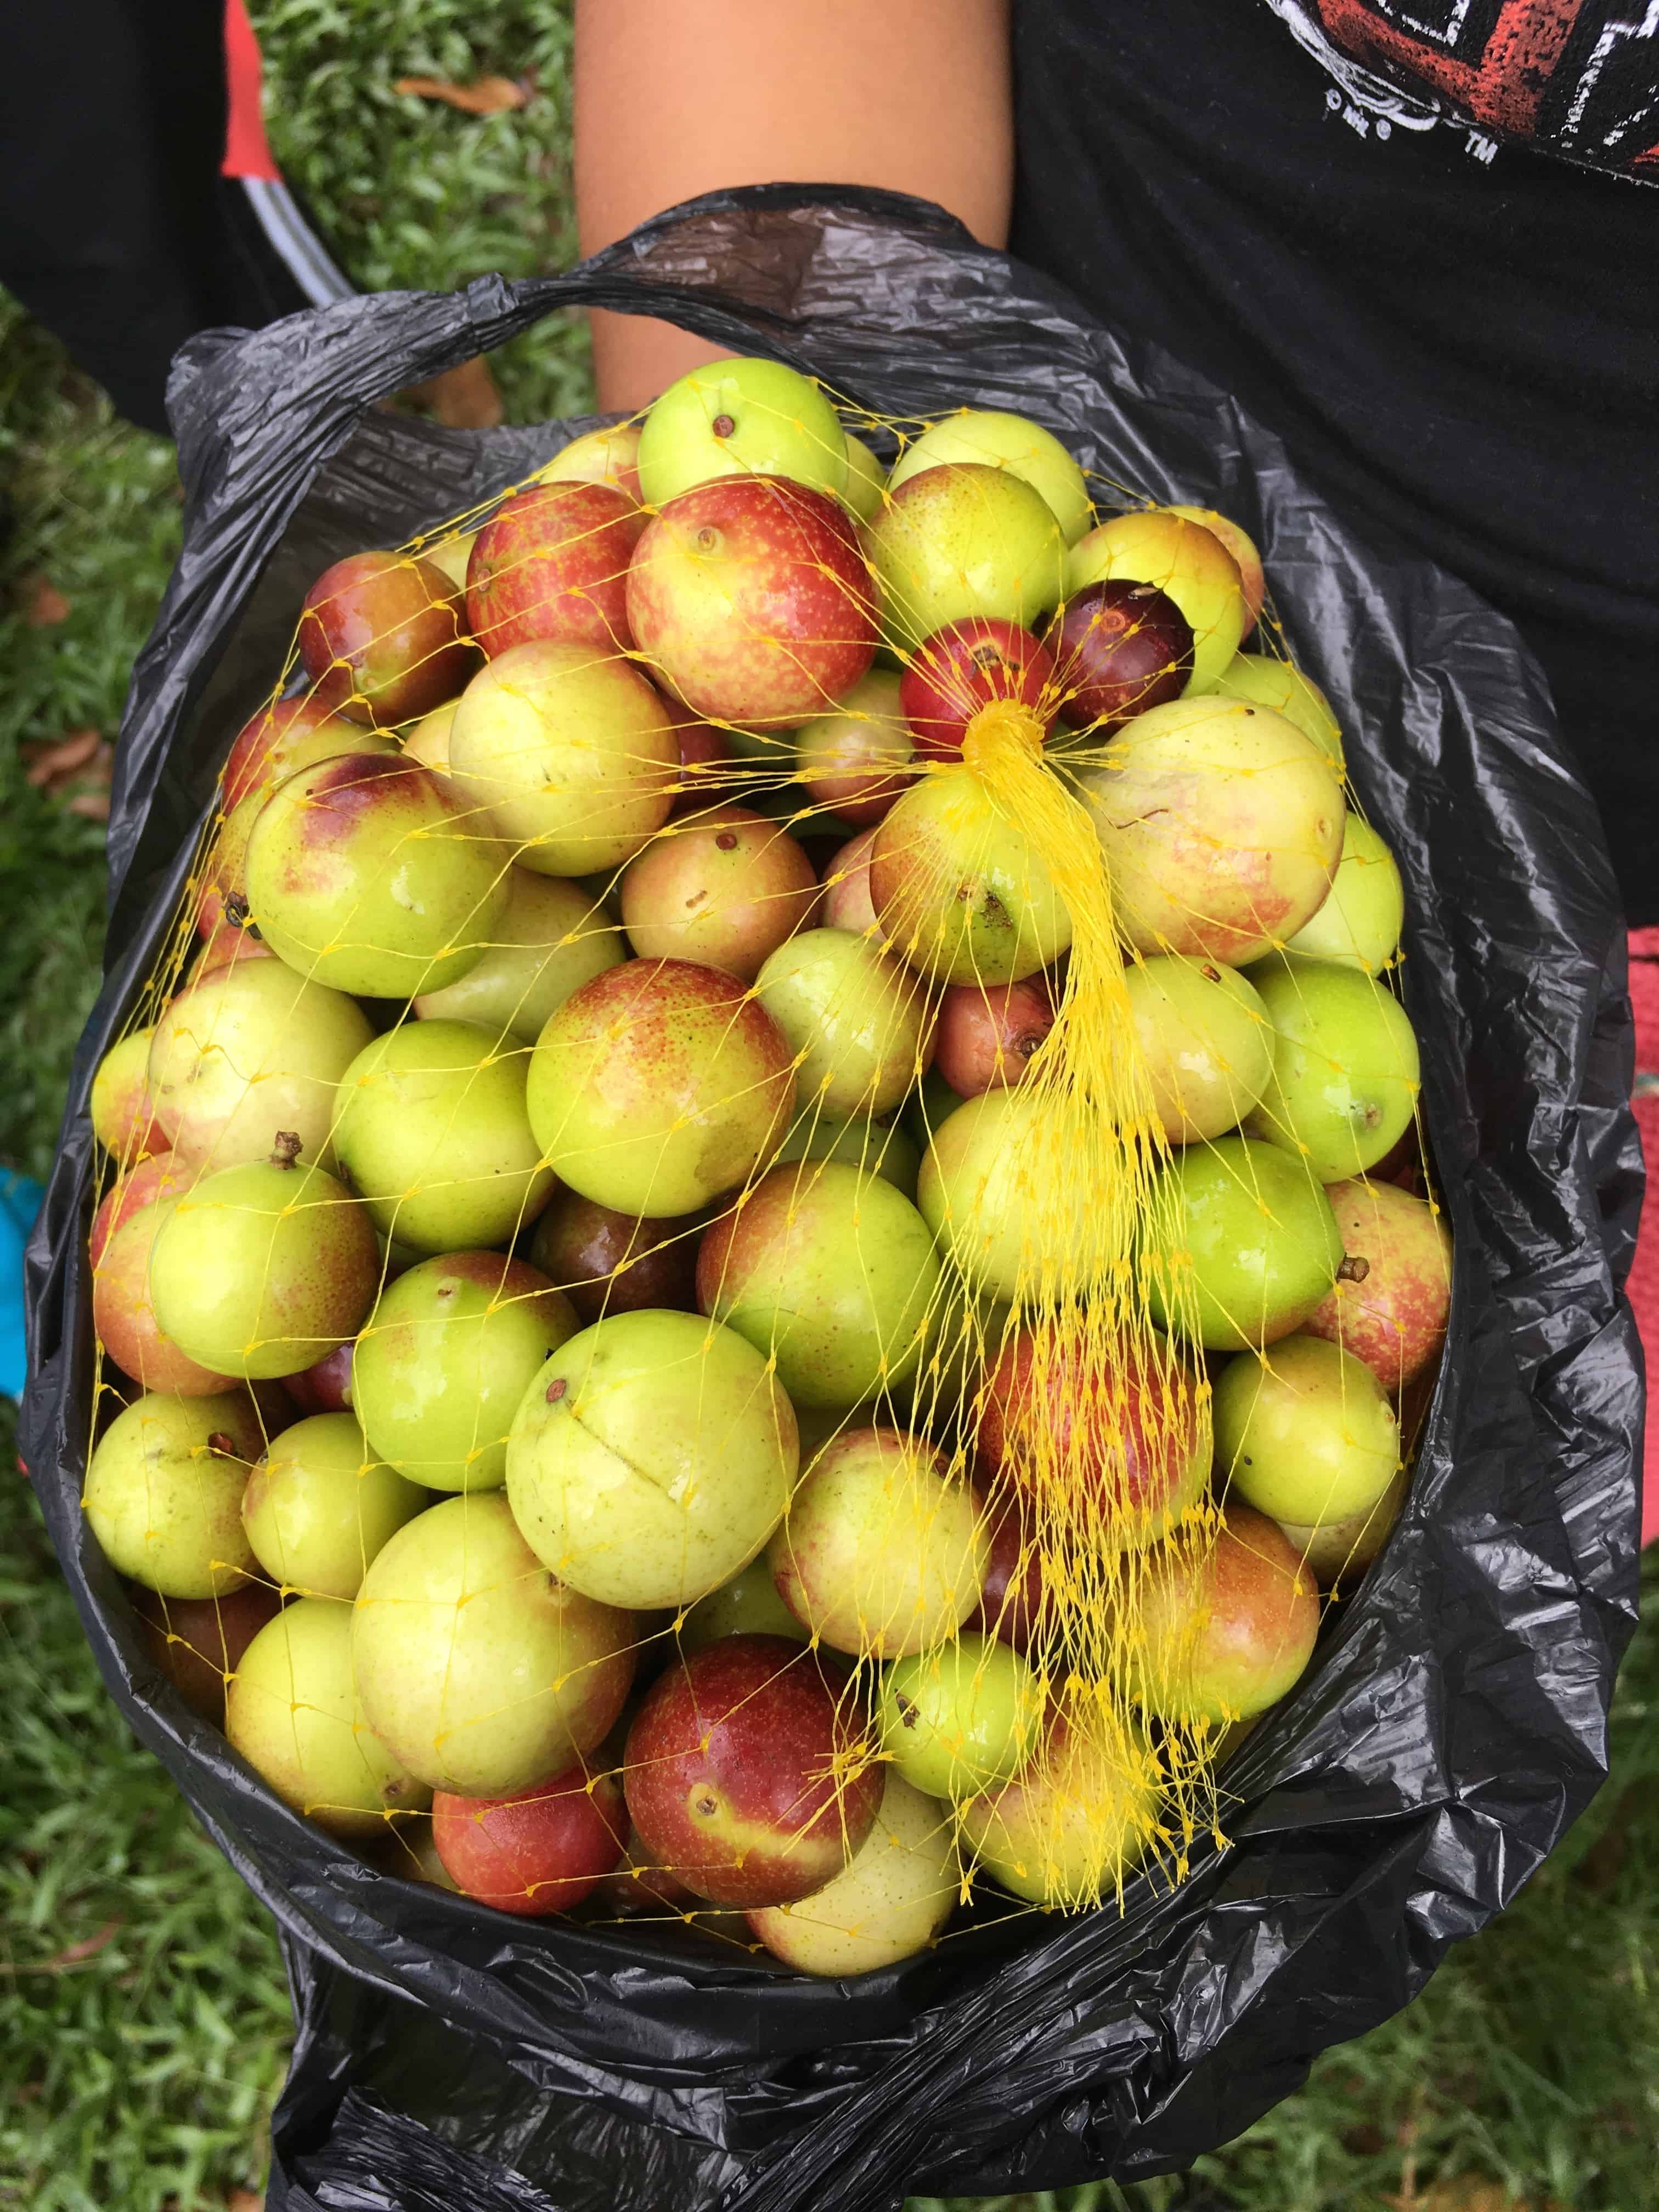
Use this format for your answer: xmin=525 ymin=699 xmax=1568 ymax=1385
xmin=21 ymin=189 xmax=1644 ymax=2211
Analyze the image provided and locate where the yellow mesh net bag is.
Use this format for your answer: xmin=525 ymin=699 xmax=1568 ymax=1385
xmin=81 ymin=359 xmax=1449 ymax=1965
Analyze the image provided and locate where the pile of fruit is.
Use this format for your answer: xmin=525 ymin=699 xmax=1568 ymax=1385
xmin=81 ymin=357 xmax=1451 ymax=1976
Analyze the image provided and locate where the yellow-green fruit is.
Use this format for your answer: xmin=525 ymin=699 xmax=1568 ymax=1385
xmin=1124 ymin=955 xmax=1275 ymax=1143
xmin=240 ymin=1412 xmax=427 ymax=1599
xmin=918 ymin=1090 xmax=1115 ymax=1305
xmin=1074 ymin=697 xmax=1343 ymax=967
xmin=747 ymin=1771 xmax=960 ymax=1973
xmin=769 ymin=1427 xmax=987 ymax=1659
xmin=150 ymin=1154 xmax=379 ymax=1380
xmin=887 ymin=410 xmax=1091 ymax=545
xmin=870 ymin=770 xmax=1072 ymax=985
xmin=505 ymin=1309 xmax=799 ymax=1611
xmin=879 ymin=1632 xmax=1041 ymax=1801
xmin=245 ymin=752 xmax=509 ymax=999
xmin=1215 ymin=1333 xmax=1400 ymax=1529
xmin=330 ymin=1020 xmax=555 ymax=1254
xmin=91 ymin=1028 xmax=156 ymax=1156
xmin=841 ymin=431 xmax=887 ymax=523
xmin=147 ymin=961 xmax=373 ymax=1172
xmin=226 ymin=1598 xmax=431 ymax=1839
xmin=400 ymin=699 xmax=459 ymax=770
xmin=351 ymin=1491 xmax=636 ymax=1796
xmin=83 ymin=1389 xmax=264 ymax=1598
xmin=1279 ymin=1463 xmax=1409 ymax=1588
xmin=351 ymin=1251 xmax=578 ymax=1493
xmin=1244 ymin=956 xmax=1420 ymax=1181
xmin=1282 ymin=815 xmax=1404 ymax=975
xmin=448 ymin=641 xmax=678 ymax=876
xmin=636 ymin=357 xmax=849 ymax=506
xmin=754 ymin=928 xmax=935 ymax=1119
xmin=1067 ymin=509 xmax=1246 ymax=692
xmin=864 ymin=463 xmax=1065 ymax=650
xmin=679 ymin=1554 xmax=807 ymax=1654
xmin=412 ymin=868 xmax=627 ymax=1043
xmin=1142 ymin=1135 xmax=1344 ymax=1352
xmin=1212 ymin=652 xmax=1343 ymax=765
xmin=957 ymin=1704 xmax=1162 ymax=1909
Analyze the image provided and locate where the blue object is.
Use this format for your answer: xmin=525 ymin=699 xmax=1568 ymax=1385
xmin=1 ymin=1170 xmax=44 ymax=1400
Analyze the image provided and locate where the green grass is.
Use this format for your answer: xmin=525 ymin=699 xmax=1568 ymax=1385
xmin=3 ymin=3 xmax=1656 ymax=2204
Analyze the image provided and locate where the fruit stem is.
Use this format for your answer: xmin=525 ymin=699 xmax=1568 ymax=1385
xmin=270 ymin=1131 xmax=303 ymax=1169
xmin=1337 ymin=1254 xmax=1371 ymax=1282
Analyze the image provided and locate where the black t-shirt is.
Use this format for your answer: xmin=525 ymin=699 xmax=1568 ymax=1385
xmin=1011 ymin=0 xmax=1659 ymax=921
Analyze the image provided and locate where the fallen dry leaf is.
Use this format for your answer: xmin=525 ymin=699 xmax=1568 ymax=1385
xmin=395 ymin=73 xmax=528 ymax=115
xmin=66 ymin=789 xmax=112 ymax=821
xmin=0 ymin=1918 xmax=123 ymax=1975
xmin=24 ymin=728 xmax=103 ymax=786
xmin=21 ymin=575 xmax=71 ymax=626
xmin=403 ymin=355 xmax=504 ymax=429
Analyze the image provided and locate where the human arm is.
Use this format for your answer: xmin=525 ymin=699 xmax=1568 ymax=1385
xmin=573 ymin=0 xmax=1012 ymax=412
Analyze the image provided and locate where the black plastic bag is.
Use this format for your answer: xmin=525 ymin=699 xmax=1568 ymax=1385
xmin=22 ymin=188 xmax=1644 ymax=2211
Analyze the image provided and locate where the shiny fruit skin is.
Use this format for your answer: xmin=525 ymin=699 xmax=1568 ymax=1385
xmin=245 ymin=751 xmax=509 ymax=1000
xmin=91 ymin=1150 xmax=195 ymax=1268
xmin=94 ymin=1199 xmax=242 ymax=1398
xmin=899 ymin=619 xmax=1058 ymax=760
xmin=1279 ymin=1463 xmax=1409 ymax=1589
xmin=622 ymin=1633 xmax=882 ymax=1908
xmin=1076 ymin=697 xmax=1343 ymax=967
xmin=794 ymin=668 xmax=916 ymax=824
xmin=768 ymin=1426 xmax=987 ymax=1660
xmin=619 ymin=802 xmax=818 ymax=980
xmin=222 ymin=690 xmax=370 ymax=811
xmin=351 ymin=1491 xmax=636 ymax=1797
xmin=1165 ymin=505 xmax=1266 ymax=633
xmin=351 ymin=1251 xmax=578 ymax=1493
xmin=636 ymin=358 xmax=849 ymax=507
xmin=411 ymin=868 xmax=628 ymax=1046
xmin=240 ymin=1409 xmax=427 ymax=1600
xmin=1066 ymin=509 xmax=1245 ymax=693
xmin=679 ymin=1554 xmax=807 ymax=1654
xmin=917 ymin=1088 xmax=1112 ymax=1306
xmin=754 ymin=926 xmax=936 ymax=1120
xmin=535 ymin=421 xmax=642 ymax=504
xmin=1302 ymin=1176 xmax=1452 ymax=1394
xmin=504 ymin=1308 xmax=798 ymax=1612
xmin=628 ymin=476 xmax=876 ymax=730
xmin=298 ymin=550 xmax=474 ymax=725
xmin=528 ymin=958 xmax=797 ymax=1220
xmin=968 ymin=1486 xmax=1043 ymax=1651
xmin=864 ymin=463 xmax=1066 ymax=647
xmin=885 ymin=410 xmax=1091 ymax=545
xmin=747 ymin=1769 xmax=960 ymax=1974
xmin=1244 ymin=957 xmax=1421 ymax=1182
xmin=330 ymin=1020 xmax=556 ymax=1256
xmin=977 ymin=1323 xmax=1210 ymax=1550
xmin=1145 ymin=1135 xmax=1345 ymax=1351
xmin=149 ymin=1154 xmax=380 ymax=1381
xmin=1139 ymin=1504 xmax=1321 ymax=1725
xmin=820 ymin=827 xmax=881 ymax=936
xmin=1282 ymin=813 xmax=1406 ymax=975
xmin=465 ymin=479 xmax=645 ymax=657
xmin=83 ymin=1389 xmax=266 ymax=1598
xmin=528 ymin=1191 xmax=702 ymax=1327
xmin=432 ymin=1767 xmax=627 ymax=1915
xmin=933 ymin=977 xmax=1054 ymax=1098
xmin=1047 ymin=580 xmax=1194 ymax=728
xmin=1214 ymin=1332 xmax=1400 ymax=1529
xmin=696 ymin=1159 xmax=943 ymax=1410
xmin=1212 ymin=651 xmax=1344 ymax=765
xmin=878 ymin=1632 xmax=1041 ymax=1801
xmin=227 ymin=1597 xmax=432 ymax=1839
xmin=447 ymin=640 xmax=679 ymax=877
xmin=871 ymin=769 xmax=1072 ymax=987
xmin=91 ymin=1029 xmax=161 ymax=1161
xmin=957 ymin=1701 xmax=1162 ymax=1909
xmin=1123 ymin=955 xmax=1274 ymax=1143
xmin=281 ymin=1338 xmax=355 ymax=1415
xmin=146 ymin=960 xmax=373 ymax=1174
